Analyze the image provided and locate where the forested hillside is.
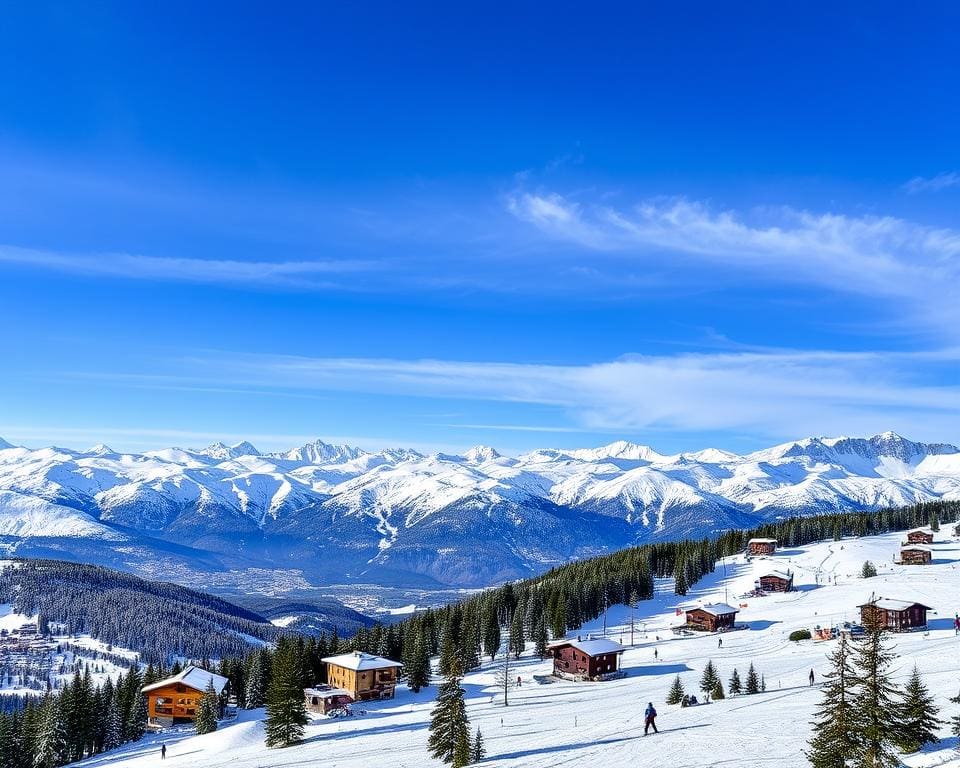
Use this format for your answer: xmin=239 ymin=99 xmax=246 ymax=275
xmin=0 ymin=560 xmax=287 ymax=663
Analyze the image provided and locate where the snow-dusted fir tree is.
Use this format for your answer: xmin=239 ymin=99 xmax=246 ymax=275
xmin=406 ymin=627 xmax=431 ymax=693
xmin=245 ymin=650 xmax=266 ymax=708
xmin=666 ymin=675 xmax=684 ymax=705
xmin=896 ymin=666 xmax=941 ymax=753
xmin=849 ymin=620 xmax=902 ymax=768
xmin=34 ymin=696 xmax=68 ymax=768
xmin=104 ymin=701 xmax=123 ymax=751
xmin=700 ymin=661 xmax=719 ymax=701
xmin=949 ymin=690 xmax=960 ymax=747
xmin=125 ymin=691 xmax=147 ymax=743
xmin=860 ymin=561 xmax=878 ymax=578
xmin=427 ymin=649 xmax=471 ymax=768
xmin=806 ymin=634 xmax=859 ymax=768
xmin=711 ymin=679 xmax=725 ymax=700
xmin=195 ymin=679 xmax=219 ymax=735
xmin=265 ymin=640 xmax=308 ymax=748
xmin=471 ymin=726 xmax=486 ymax=763
xmin=728 ymin=668 xmax=742 ymax=695
xmin=745 ymin=663 xmax=760 ymax=695
xmin=534 ymin=615 xmax=549 ymax=659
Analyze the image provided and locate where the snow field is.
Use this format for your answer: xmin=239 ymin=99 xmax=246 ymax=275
xmin=75 ymin=530 xmax=960 ymax=768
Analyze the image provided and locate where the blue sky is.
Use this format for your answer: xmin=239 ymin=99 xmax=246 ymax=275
xmin=1 ymin=3 xmax=959 ymax=455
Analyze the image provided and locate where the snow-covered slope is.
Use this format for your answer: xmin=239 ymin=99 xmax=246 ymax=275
xmin=0 ymin=432 xmax=958 ymax=587
xmin=72 ymin=529 xmax=960 ymax=768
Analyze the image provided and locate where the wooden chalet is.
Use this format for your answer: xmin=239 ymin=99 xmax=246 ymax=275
xmin=758 ymin=569 xmax=794 ymax=592
xmin=858 ymin=598 xmax=931 ymax=632
xmin=304 ymin=686 xmax=354 ymax=714
xmin=142 ymin=666 xmax=228 ymax=726
xmin=905 ymin=528 xmax=934 ymax=545
xmin=322 ymin=652 xmax=402 ymax=701
xmin=747 ymin=538 xmax=777 ymax=556
xmin=898 ymin=544 xmax=932 ymax=565
xmin=685 ymin=603 xmax=738 ymax=632
xmin=953 ymin=523 xmax=960 ymax=538
xmin=548 ymin=636 xmax=625 ymax=681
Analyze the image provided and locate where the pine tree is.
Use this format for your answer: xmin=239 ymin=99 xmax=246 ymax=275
xmin=896 ymin=666 xmax=941 ymax=753
xmin=427 ymin=658 xmax=471 ymax=768
xmin=264 ymin=640 xmax=308 ymax=748
xmin=745 ymin=663 xmax=760 ymax=695
xmin=700 ymin=661 xmax=719 ymax=700
xmin=666 ymin=675 xmax=684 ymax=705
xmin=860 ymin=561 xmax=877 ymax=578
xmin=126 ymin=692 xmax=147 ymax=743
xmin=949 ymin=690 xmax=960 ymax=748
xmin=195 ymin=679 xmax=219 ymax=735
xmin=806 ymin=634 xmax=859 ymax=768
xmin=245 ymin=650 xmax=267 ymax=709
xmin=848 ymin=621 xmax=902 ymax=768
xmin=103 ymin=702 xmax=122 ymax=752
xmin=533 ymin=615 xmax=548 ymax=659
xmin=471 ymin=726 xmax=486 ymax=763
xmin=712 ymin=679 xmax=725 ymax=700
xmin=406 ymin=628 xmax=431 ymax=693
xmin=33 ymin=696 xmax=67 ymax=768
xmin=729 ymin=668 xmax=742 ymax=695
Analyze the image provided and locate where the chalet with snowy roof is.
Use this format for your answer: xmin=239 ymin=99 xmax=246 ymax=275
xmin=905 ymin=528 xmax=934 ymax=545
xmin=758 ymin=569 xmax=794 ymax=592
xmin=747 ymin=538 xmax=777 ymax=556
xmin=898 ymin=544 xmax=932 ymax=565
xmin=304 ymin=686 xmax=354 ymax=714
xmin=953 ymin=523 xmax=960 ymax=537
xmin=322 ymin=652 xmax=402 ymax=701
xmin=142 ymin=666 xmax=228 ymax=726
xmin=548 ymin=636 xmax=625 ymax=681
xmin=858 ymin=598 xmax=931 ymax=632
xmin=685 ymin=603 xmax=738 ymax=632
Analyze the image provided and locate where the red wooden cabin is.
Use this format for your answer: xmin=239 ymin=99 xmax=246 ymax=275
xmin=858 ymin=598 xmax=931 ymax=631
xmin=548 ymin=636 xmax=625 ymax=680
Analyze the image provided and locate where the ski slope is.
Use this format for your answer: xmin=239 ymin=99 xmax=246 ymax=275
xmin=75 ymin=529 xmax=960 ymax=768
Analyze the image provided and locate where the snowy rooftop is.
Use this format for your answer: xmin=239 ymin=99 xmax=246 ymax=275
xmin=142 ymin=665 xmax=229 ymax=695
xmin=859 ymin=598 xmax=932 ymax=611
xmin=305 ymin=687 xmax=353 ymax=699
xmin=900 ymin=544 xmax=933 ymax=552
xmin=691 ymin=603 xmax=739 ymax=616
xmin=908 ymin=528 xmax=934 ymax=535
xmin=322 ymin=651 xmax=403 ymax=671
xmin=759 ymin=570 xmax=793 ymax=581
xmin=548 ymin=637 xmax=625 ymax=656
xmin=748 ymin=538 xmax=777 ymax=544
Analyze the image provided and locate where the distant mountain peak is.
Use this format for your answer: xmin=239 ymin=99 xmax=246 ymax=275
xmin=196 ymin=441 xmax=261 ymax=460
xmin=567 ymin=440 xmax=666 ymax=462
xmin=0 ymin=436 xmax=13 ymax=450
xmin=280 ymin=438 xmax=366 ymax=465
xmin=464 ymin=445 xmax=501 ymax=463
xmin=86 ymin=443 xmax=115 ymax=456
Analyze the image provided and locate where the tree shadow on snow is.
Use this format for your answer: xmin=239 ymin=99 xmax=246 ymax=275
xmin=623 ymin=663 xmax=692 ymax=677
xmin=744 ymin=620 xmax=781 ymax=631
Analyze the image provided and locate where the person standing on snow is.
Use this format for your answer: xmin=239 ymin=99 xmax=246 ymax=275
xmin=644 ymin=702 xmax=659 ymax=735
xmin=161 ymin=744 xmax=166 ymax=760
xmin=809 ymin=669 xmax=815 ymax=685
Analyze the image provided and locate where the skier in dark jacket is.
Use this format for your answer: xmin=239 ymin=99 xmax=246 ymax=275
xmin=161 ymin=744 xmax=166 ymax=760
xmin=644 ymin=702 xmax=658 ymax=735
xmin=809 ymin=669 xmax=815 ymax=686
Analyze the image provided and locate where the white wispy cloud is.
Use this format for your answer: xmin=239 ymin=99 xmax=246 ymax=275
xmin=506 ymin=191 xmax=960 ymax=335
xmin=81 ymin=347 xmax=960 ymax=445
xmin=0 ymin=244 xmax=377 ymax=288
xmin=903 ymin=172 xmax=960 ymax=194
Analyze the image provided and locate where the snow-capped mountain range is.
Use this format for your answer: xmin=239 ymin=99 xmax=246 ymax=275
xmin=0 ymin=432 xmax=958 ymax=588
